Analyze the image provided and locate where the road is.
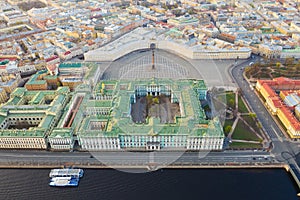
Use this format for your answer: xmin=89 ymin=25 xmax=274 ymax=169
xmin=0 ymin=150 xmax=273 ymax=166
xmin=231 ymin=56 xmax=300 ymax=163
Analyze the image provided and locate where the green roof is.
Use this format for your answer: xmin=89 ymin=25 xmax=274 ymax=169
xmin=77 ymin=79 xmax=224 ymax=138
xmin=11 ymin=87 xmax=26 ymax=97
xmin=52 ymin=94 xmax=67 ymax=105
xmin=30 ymin=92 xmax=44 ymax=105
xmin=169 ymin=16 xmax=199 ymax=24
xmin=0 ymin=129 xmax=46 ymax=137
xmin=87 ymin=100 xmax=113 ymax=107
xmin=0 ymin=86 xmax=71 ymax=138
xmin=6 ymin=96 xmax=21 ymax=105
xmin=49 ymin=128 xmax=73 ymax=138
xmin=282 ymin=47 xmax=300 ymax=53
xmin=39 ymin=115 xmax=55 ymax=129
xmin=59 ymin=63 xmax=82 ymax=68
xmin=44 ymin=75 xmax=58 ymax=80
xmin=0 ymin=60 xmax=9 ymax=65
xmin=84 ymin=63 xmax=98 ymax=80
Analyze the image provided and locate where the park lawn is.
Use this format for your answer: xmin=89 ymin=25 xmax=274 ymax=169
xmin=223 ymin=119 xmax=234 ymax=127
xmin=271 ymin=72 xmax=281 ymax=78
xmin=242 ymin=115 xmax=261 ymax=134
xmin=246 ymin=60 xmax=300 ymax=80
xmin=254 ymin=72 xmax=271 ymax=79
xmin=238 ymin=96 xmax=248 ymax=113
xmin=223 ymin=119 xmax=235 ymax=137
xmin=225 ymin=92 xmax=235 ymax=103
xmin=232 ymin=120 xmax=260 ymax=141
xmin=229 ymin=142 xmax=262 ymax=149
xmin=225 ymin=92 xmax=235 ymax=109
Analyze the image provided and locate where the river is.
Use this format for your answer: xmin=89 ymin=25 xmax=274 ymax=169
xmin=0 ymin=168 xmax=298 ymax=200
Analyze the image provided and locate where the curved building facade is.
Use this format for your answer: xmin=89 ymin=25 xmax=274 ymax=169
xmin=84 ymin=28 xmax=251 ymax=62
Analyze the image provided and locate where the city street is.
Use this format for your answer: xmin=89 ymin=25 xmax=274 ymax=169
xmin=0 ymin=150 xmax=273 ymax=166
xmin=231 ymin=56 xmax=300 ymax=163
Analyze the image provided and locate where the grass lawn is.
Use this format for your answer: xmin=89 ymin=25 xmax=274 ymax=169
xmin=225 ymin=92 xmax=235 ymax=102
xmin=246 ymin=62 xmax=300 ymax=80
xmin=241 ymin=115 xmax=261 ymax=134
xmin=225 ymin=92 xmax=235 ymax=109
xmin=223 ymin=119 xmax=235 ymax=136
xmin=238 ymin=96 xmax=248 ymax=113
xmin=229 ymin=142 xmax=262 ymax=149
xmin=232 ymin=120 xmax=260 ymax=141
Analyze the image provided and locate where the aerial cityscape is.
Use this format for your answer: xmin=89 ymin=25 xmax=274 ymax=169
xmin=1 ymin=0 xmax=300 ymax=199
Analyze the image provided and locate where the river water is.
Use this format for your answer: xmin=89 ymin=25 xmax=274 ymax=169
xmin=0 ymin=168 xmax=298 ymax=200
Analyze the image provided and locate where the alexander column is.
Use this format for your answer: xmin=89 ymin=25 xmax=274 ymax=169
xmin=150 ymin=43 xmax=156 ymax=70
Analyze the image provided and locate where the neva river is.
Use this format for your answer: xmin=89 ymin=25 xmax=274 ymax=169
xmin=0 ymin=168 xmax=298 ymax=200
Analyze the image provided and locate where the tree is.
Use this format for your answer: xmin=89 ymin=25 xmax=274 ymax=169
xmin=228 ymin=99 xmax=235 ymax=109
xmin=276 ymin=62 xmax=281 ymax=68
xmin=224 ymin=125 xmax=232 ymax=134
xmin=172 ymin=9 xmax=182 ymax=17
xmin=187 ymin=8 xmax=195 ymax=15
xmin=153 ymin=97 xmax=159 ymax=104
xmin=249 ymin=113 xmax=256 ymax=118
xmin=257 ymin=122 xmax=262 ymax=129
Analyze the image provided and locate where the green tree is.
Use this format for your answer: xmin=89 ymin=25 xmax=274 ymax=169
xmin=249 ymin=113 xmax=256 ymax=118
xmin=224 ymin=125 xmax=232 ymax=134
xmin=257 ymin=122 xmax=262 ymax=129
xmin=276 ymin=62 xmax=281 ymax=68
xmin=228 ymin=99 xmax=235 ymax=109
xmin=187 ymin=8 xmax=195 ymax=15
xmin=153 ymin=97 xmax=159 ymax=104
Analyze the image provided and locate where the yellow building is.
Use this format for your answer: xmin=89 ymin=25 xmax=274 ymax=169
xmin=0 ymin=78 xmax=19 ymax=94
xmin=66 ymin=30 xmax=80 ymax=38
xmin=0 ymin=88 xmax=8 ymax=104
xmin=256 ymin=78 xmax=300 ymax=138
xmin=25 ymin=70 xmax=60 ymax=91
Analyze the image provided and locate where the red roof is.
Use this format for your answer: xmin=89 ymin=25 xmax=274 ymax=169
xmin=269 ymin=96 xmax=282 ymax=108
xmin=220 ymin=33 xmax=236 ymax=39
xmin=273 ymin=77 xmax=300 ymax=87
xmin=259 ymin=77 xmax=300 ymax=132
xmin=45 ymin=55 xmax=58 ymax=62
xmin=0 ymin=58 xmax=17 ymax=62
xmin=279 ymin=106 xmax=300 ymax=131
xmin=90 ymin=8 xmax=101 ymax=12
xmin=262 ymin=83 xmax=277 ymax=97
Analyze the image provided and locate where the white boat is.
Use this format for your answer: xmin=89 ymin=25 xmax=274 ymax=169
xmin=49 ymin=168 xmax=83 ymax=187
xmin=49 ymin=169 xmax=84 ymax=178
xmin=49 ymin=177 xmax=79 ymax=187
